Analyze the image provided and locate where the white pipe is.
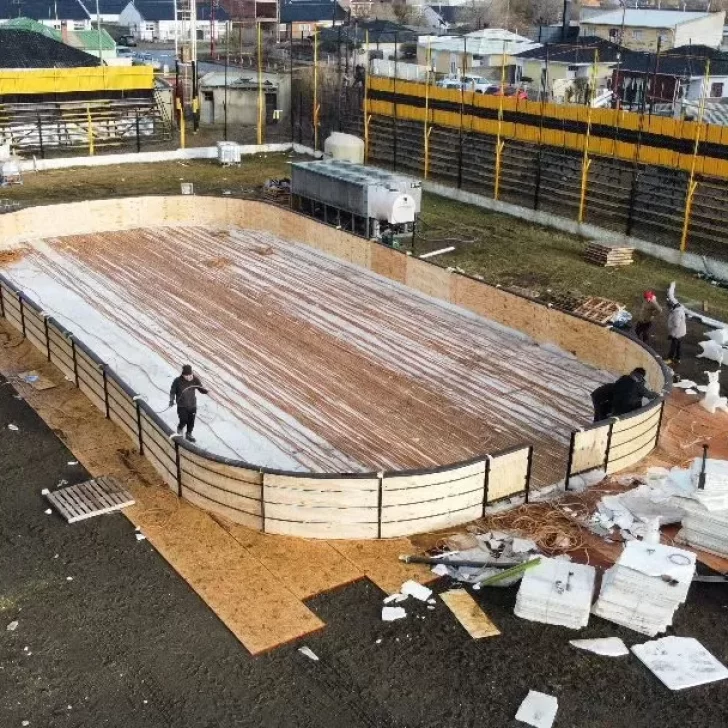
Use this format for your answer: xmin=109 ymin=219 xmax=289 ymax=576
xmin=419 ymin=246 xmax=455 ymax=259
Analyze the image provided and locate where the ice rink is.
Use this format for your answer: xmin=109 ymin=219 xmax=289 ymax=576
xmin=3 ymin=225 xmax=611 ymax=482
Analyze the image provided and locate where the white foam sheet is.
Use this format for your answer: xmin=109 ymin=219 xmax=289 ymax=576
xmin=569 ymin=637 xmax=629 ymax=657
xmin=381 ymin=607 xmax=407 ymax=622
xmin=400 ymin=580 xmax=433 ymax=602
xmin=618 ymin=541 xmax=696 ymax=581
xmin=632 ymin=637 xmax=728 ymax=691
xmin=515 ymin=690 xmax=558 ymax=728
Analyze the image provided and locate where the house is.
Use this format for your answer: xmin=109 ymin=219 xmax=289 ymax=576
xmin=0 ymin=0 xmax=92 ymax=30
xmin=216 ymin=0 xmax=276 ymax=31
xmin=198 ymin=69 xmax=290 ymax=126
xmin=318 ymin=20 xmax=417 ymax=61
xmin=612 ymin=45 xmax=728 ymax=113
xmin=78 ymin=0 xmax=129 ymax=24
xmin=3 ymin=16 xmax=117 ymax=62
xmin=418 ymin=29 xmax=540 ymax=80
xmin=515 ymin=37 xmax=624 ymax=102
xmin=580 ymin=9 xmax=726 ymax=52
xmin=119 ymin=1 xmax=229 ymax=42
xmin=279 ymin=0 xmax=347 ymax=39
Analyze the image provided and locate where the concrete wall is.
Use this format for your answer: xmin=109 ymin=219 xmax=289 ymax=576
xmin=0 ymin=196 xmax=667 ymax=538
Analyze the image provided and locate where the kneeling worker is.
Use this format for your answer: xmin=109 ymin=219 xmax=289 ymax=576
xmin=169 ymin=364 xmax=209 ymax=443
xmin=611 ymin=367 xmax=659 ymax=416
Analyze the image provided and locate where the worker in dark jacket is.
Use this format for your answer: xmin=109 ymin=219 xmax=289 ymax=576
xmin=169 ymin=364 xmax=208 ymax=443
xmin=611 ymin=367 xmax=659 ymax=416
xmin=590 ymin=382 xmax=615 ymax=422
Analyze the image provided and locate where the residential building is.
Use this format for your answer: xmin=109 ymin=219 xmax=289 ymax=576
xmin=3 ymin=16 xmax=117 ymax=61
xmin=514 ymin=37 xmax=623 ymax=102
xmin=417 ymin=29 xmax=540 ymax=79
xmin=118 ymin=1 xmax=229 ymax=42
xmin=319 ymin=20 xmax=417 ymax=61
xmin=0 ymin=0 xmax=92 ymax=30
xmin=199 ymin=69 xmax=290 ymax=125
xmin=279 ymin=0 xmax=347 ymax=38
xmin=220 ymin=0 xmax=276 ymax=30
xmin=580 ymin=9 xmax=725 ymax=52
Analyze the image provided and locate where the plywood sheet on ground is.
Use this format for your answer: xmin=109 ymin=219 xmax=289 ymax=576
xmin=439 ymin=589 xmax=500 ymax=639
xmin=3 ymin=225 xmax=612 ymax=485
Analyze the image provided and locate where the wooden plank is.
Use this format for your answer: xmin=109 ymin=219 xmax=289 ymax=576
xmin=439 ymin=589 xmax=500 ymax=639
xmin=17 ymin=370 xmax=56 ymax=391
xmin=263 ymin=472 xmax=379 ymax=494
xmin=380 ymin=489 xmax=482 ymax=523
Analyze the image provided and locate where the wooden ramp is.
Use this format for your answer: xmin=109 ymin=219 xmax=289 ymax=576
xmin=45 ymin=476 xmax=134 ymax=523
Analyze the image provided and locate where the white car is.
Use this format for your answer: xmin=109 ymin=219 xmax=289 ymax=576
xmin=436 ymin=75 xmax=485 ymax=91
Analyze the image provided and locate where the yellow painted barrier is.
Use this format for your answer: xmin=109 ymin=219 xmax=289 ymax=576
xmin=0 ymin=67 xmax=154 ymax=95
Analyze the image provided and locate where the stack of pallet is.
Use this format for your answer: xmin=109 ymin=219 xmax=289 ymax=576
xmin=584 ymin=241 xmax=634 ymax=267
xmin=572 ymin=296 xmax=624 ymax=325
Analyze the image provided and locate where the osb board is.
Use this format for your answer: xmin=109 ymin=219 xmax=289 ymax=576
xmin=571 ymin=426 xmax=609 ymax=474
xmin=330 ymin=538 xmax=436 ymax=595
xmin=370 ymin=243 xmax=407 ymax=283
xmin=439 ymin=589 xmax=500 ymax=639
xmin=405 ymin=257 xmax=452 ymax=302
xmin=217 ymin=518 xmax=365 ymax=600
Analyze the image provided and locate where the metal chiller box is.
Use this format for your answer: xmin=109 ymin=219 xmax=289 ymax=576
xmin=290 ymin=159 xmax=422 ymax=238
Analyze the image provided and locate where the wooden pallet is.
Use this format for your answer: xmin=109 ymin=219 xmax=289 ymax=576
xmin=45 ymin=476 xmax=134 ymax=524
xmin=573 ymin=296 xmax=624 ymax=325
xmin=584 ymin=241 xmax=634 ymax=268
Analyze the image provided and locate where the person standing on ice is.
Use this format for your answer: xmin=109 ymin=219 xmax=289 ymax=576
xmin=634 ymin=290 xmax=662 ymax=343
xmin=169 ymin=364 xmax=208 ymax=443
xmin=665 ymin=281 xmax=687 ymax=366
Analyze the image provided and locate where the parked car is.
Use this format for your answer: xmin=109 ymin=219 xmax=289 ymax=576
xmin=119 ymin=34 xmax=137 ymax=47
xmin=436 ymin=75 xmax=486 ymax=91
xmin=476 ymin=84 xmax=528 ymax=100
xmin=116 ymin=46 xmax=133 ymax=59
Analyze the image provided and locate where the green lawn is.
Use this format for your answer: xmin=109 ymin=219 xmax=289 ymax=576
xmin=4 ymin=155 xmax=728 ymax=321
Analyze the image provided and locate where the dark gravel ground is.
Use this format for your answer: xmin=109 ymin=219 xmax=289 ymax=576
xmin=2 ymin=373 xmax=728 ymax=728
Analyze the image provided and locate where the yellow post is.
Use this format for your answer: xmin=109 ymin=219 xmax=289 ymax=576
xmin=86 ymin=105 xmax=94 ymax=156
xmin=176 ymin=98 xmax=186 ymax=149
xmin=680 ymin=59 xmax=710 ymax=253
xmin=257 ymin=22 xmax=264 ymax=145
xmin=313 ymin=27 xmax=319 ymax=151
xmin=578 ymin=51 xmax=599 ymax=224
xmin=364 ymin=30 xmax=369 ymax=162
xmin=423 ymin=37 xmax=431 ymax=179
xmin=493 ymin=41 xmax=507 ymax=200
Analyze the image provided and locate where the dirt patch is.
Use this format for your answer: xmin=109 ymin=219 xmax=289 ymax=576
xmin=202 ymin=256 xmax=233 ymax=269
xmin=0 ymin=248 xmax=28 ymax=266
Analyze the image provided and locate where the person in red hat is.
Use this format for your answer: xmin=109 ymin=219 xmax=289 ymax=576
xmin=634 ymin=290 xmax=662 ymax=343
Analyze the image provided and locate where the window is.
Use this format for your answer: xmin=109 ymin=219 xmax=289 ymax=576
xmin=146 ymin=22 xmax=155 ymax=31
xmin=73 ymin=21 xmax=85 ymax=30
xmin=631 ymin=29 xmax=643 ymax=41
xmin=609 ymin=28 xmax=619 ymax=40
xmin=711 ymin=82 xmax=725 ymax=98
xmin=449 ymin=53 xmax=458 ymax=75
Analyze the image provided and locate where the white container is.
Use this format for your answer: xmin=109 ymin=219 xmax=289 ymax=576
xmin=324 ymin=133 xmax=365 ymax=164
xmin=0 ymin=161 xmax=21 ymax=185
xmin=217 ymin=141 xmax=241 ymax=165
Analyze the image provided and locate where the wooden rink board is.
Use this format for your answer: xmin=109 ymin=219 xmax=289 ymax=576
xmin=439 ymin=590 xmax=500 ymax=639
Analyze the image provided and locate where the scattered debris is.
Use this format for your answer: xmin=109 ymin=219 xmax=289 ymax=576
xmin=632 ymin=636 xmax=728 ymax=690
xmin=381 ymin=606 xmax=407 ymax=622
xmin=697 ymin=339 xmax=726 ymax=366
xmin=439 ymin=590 xmax=500 ymax=639
xmin=375 ymin=638 xmax=382 ymax=644
xmin=699 ymin=371 xmax=728 ymax=414
xmin=7 ymin=423 xmax=18 ymax=431
xmin=382 ymin=593 xmax=407 ymax=604
xmin=515 ymin=690 xmax=558 ymax=728
xmin=6 ymin=620 xmax=18 ymax=632
xmin=44 ymin=509 xmax=51 ymax=515
xmin=297 ymin=646 xmax=319 ymax=662
xmin=66 ymin=576 xmax=73 ymax=582
xmin=593 ymin=541 xmax=695 ymax=636
xmin=673 ymin=379 xmax=698 ymax=390
xmin=18 ymin=370 xmax=55 ymax=391
xmin=569 ymin=637 xmax=629 ymax=657
xmin=514 ymin=558 xmax=595 ymax=629
xmin=135 ymin=532 xmax=146 ymax=542
xmin=399 ymin=580 xmax=432 ymax=602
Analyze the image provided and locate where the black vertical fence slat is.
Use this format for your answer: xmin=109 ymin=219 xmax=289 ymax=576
xmin=44 ymin=316 xmax=51 ymax=361
xmin=377 ymin=473 xmax=384 ymax=538
xmin=564 ymin=431 xmax=577 ymax=491
xmin=101 ymin=365 xmax=110 ymax=418
xmin=603 ymin=419 xmax=616 ymax=472
xmin=524 ymin=446 xmax=534 ymax=504
xmin=175 ymin=441 xmax=182 ymax=497
xmin=482 ymin=456 xmax=491 ymax=517
xmin=0 ymin=284 xmax=4 ymax=317
xmin=71 ymin=337 xmax=79 ymax=386
xmin=18 ymin=294 xmax=25 ymax=336
xmin=654 ymin=401 xmax=666 ymax=447
xmin=135 ymin=399 xmax=144 ymax=456
xmin=260 ymin=475 xmax=266 ymax=533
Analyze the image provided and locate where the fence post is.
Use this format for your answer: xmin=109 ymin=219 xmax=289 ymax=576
xmin=135 ymin=110 xmax=141 ymax=153
xmin=603 ymin=419 xmax=616 ymax=473
xmin=175 ymin=441 xmax=182 ymax=496
xmin=135 ymin=400 xmax=144 ymax=455
xmin=524 ymin=446 xmax=534 ymax=504
xmin=260 ymin=472 xmax=266 ymax=533
xmin=482 ymin=456 xmax=492 ymax=517
xmin=43 ymin=316 xmax=51 ymax=361
xmin=18 ymin=294 xmax=25 ymax=337
xmin=0 ymin=283 xmax=4 ymax=318
xmin=37 ymin=114 xmax=45 ymax=159
xmin=564 ymin=430 xmax=577 ymax=491
xmin=493 ymin=140 xmax=505 ymax=199
xmin=377 ymin=471 xmax=384 ymax=539
xmin=87 ymin=105 xmax=94 ymax=156
xmin=71 ymin=337 xmax=79 ymax=386
xmin=679 ymin=180 xmax=698 ymax=254
xmin=654 ymin=401 xmax=666 ymax=447
xmin=101 ymin=365 xmax=110 ymax=418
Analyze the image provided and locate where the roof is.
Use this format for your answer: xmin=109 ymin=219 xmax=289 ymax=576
xmin=79 ymin=0 xmax=128 ymax=13
xmin=0 ymin=28 xmax=100 ymax=67
xmin=128 ymin=0 xmax=229 ymax=21
xmin=515 ymin=36 xmax=625 ymax=64
xmin=2 ymin=17 xmax=115 ymax=49
xmin=618 ymin=45 xmax=728 ymax=77
xmin=0 ymin=0 xmax=90 ymax=20
xmin=581 ymin=9 xmax=718 ymax=28
xmin=279 ymin=0 xmax=346 ymax=24
xmin=319 ymin=20 xmax=417 ymax=45
xmin=424 ymin=28 xmax=541 ymax=57
xmin=200 ymin=70 xmax=279 ymax=87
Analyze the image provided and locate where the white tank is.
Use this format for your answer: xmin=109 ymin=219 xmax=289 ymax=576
xmin=217 ymin=141 xmax=241 ymax=165
xmin=324 ymin=133 xmax=365 ymax=164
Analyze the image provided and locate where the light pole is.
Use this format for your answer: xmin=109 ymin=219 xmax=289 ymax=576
xmin=612 ymin=0 xmax=627 ymax=109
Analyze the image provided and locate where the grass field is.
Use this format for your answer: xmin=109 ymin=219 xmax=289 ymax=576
xmin=4 ymin=154 xmax=728 ymax=321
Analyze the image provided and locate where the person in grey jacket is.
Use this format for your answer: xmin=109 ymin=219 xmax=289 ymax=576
xmin=666 ymin=281 xmax=687 ymax=365
xmin=169 ymin=364 xmax=208 ymax=443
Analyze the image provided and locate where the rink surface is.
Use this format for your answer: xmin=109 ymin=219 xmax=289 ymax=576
xmin=3 ymin=225 xmax=611 ymax=480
